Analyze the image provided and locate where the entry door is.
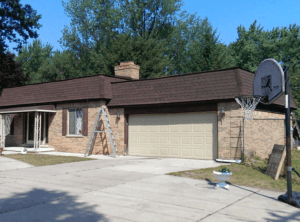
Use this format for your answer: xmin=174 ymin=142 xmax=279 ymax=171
xmin=27 ymin=113 xmax=35 ymax=144
xmin=26 ymin=113 xmax=46 ymax=145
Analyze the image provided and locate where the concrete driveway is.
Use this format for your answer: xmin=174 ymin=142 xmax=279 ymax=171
xmin=0 ymin=154 xmax=299 ymax=222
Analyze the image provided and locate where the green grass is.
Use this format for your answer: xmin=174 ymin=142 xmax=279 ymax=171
xmin=4 ymin=153 xmax=95 ymax=166
xmin=168 ymin=150 xmax=300 ymax=192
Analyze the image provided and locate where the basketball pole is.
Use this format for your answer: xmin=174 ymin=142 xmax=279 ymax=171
xmin=284 ymin=66 xmax=293 ymax=204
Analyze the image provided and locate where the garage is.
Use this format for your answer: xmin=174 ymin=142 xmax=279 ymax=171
xmin=128 ymin=112 xmax=217 ymax=159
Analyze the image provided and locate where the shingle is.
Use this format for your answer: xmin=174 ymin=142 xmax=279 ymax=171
xmin=108 ymin=67 xmax=297 ymax=109
xmin=0 ymin=75 xmax=124 ymax=107
xmin=0 ymin=68 xmax=296 ymax=109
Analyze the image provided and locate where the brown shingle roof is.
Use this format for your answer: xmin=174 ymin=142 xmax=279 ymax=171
xmin=108 ymin=67 xmax=297 ymax=109
xmin=0 ymin=67 xmax=296 ymax=109
xmin=0 ymin=75 xmax=125 ymax=107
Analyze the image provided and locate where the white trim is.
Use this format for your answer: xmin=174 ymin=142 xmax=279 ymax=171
xmin=0 ymin=109 xmax=56 ymax=114
xmin=66 ymin=135 xmax=84 ymax=138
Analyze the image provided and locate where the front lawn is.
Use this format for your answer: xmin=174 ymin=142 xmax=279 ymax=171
xmin=168 ymin=150 xmax=300 ymax=192
xmin=4 ymin=153 xmax=95 ymax=166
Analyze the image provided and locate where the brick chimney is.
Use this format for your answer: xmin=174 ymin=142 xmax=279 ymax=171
xmin=114 ymin=61 xmax=140 ymax=80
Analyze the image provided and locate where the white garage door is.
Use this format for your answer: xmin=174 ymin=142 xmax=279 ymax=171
xmin=128 ymin=112 xmax=217 ymax=159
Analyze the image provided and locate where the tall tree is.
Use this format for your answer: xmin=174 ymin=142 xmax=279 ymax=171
xmin=0 ymin=0 xmax=41 ymax=53
xmin=60 ymin=0 xmax=182 ymax=78
xmin=164 ymin=11 xmax=198 ymax=75
xmin=230 ymin=21 xmax=300 ymax=117
xmin=15 ymin=39 xmax=53 ymax=83
xmin=187 ymin=18 xmax=233 ymax=72
xmin=37 ymin=50 xmax=82 ymax=82
xmin=229 ymin=21 xmax=281 ymax=72
xmin=0 ymin=52 xmax=30 ymax=88
xmin=279 ymin=25 xmax=300 ymax=117
xmin=121 ymin=0 xmax=182 ymax=39
xmin=103 ymin=33 xmax=169 ymax=78
xmin=166 ymin=14 xmax=233 ymax=75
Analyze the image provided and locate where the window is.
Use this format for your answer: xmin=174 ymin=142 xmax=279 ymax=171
xmin=68 ymin=108 xmax=83 ymax=135
xmin=5 ymin=115 xmax=13 ymax=135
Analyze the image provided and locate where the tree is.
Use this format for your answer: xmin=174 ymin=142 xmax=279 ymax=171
xmin=187 ymin=18 xmax=233 ymax=72
xmin=164 ymin=11 xmax=198 ymax=75
xmin=121 ymin=0 xmax=182 ymax=39
xmin=279 ymin=25 xmax=300 ymax=118
xmin=60 ymin=0 xmax=182 ymax=78
xmin=165 ymin=14 xmax=233 ymax=75
xmin=37 ymin=50 xmax=82 ymax=82
xmin=0 ymin=52 xmax=30 ymax=88
xmin=15 ymin=39 xmax=85 ymax=83
xmin=102 ymin=33 xmax=169 ymax=78
xmin=15 ymin=39 xmax=53 ymax=83
xmin=229 ymin=21 xmax=281 ymax=72
xmin=229 ymin=21 xmax=300 ymax=118
xmin=0 ymin=0 xmax=42 ymax=53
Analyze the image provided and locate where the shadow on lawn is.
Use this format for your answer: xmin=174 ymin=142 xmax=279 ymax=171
xmin=0 ymin=188 xmax=109 ymax=222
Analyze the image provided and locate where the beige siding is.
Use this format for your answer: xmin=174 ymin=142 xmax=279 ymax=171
xmin=128 ymin=112 xmax=218 ymax=159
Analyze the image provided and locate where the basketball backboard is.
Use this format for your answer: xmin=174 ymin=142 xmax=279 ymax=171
xmin=253 ymin=58 xmax=285 ymax=104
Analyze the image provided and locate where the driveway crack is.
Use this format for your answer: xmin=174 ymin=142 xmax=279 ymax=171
xmin=197 ymin=189 xmax=261 ymax=221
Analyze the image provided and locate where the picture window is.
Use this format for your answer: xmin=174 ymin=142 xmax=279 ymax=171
xmin=68 ymin=108 xmax=83 ymax=135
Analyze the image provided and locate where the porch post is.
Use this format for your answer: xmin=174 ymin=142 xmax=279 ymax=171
xmin=34 ymin=112 xmax=42 ymax=150
xmin=34 ymin=112 xmax=36 ymax=149
xmin=0 ymin=114 xmax=4 ymax=148
xmin=39 ymin=112 xmax=41 ymax=148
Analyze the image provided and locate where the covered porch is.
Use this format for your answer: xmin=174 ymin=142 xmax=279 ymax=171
xmin=0 ymin=105 xmax=56 ymax=152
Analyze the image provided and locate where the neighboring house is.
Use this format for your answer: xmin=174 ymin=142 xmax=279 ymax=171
xmin=0 ymin=62 xmax=297 ymax=159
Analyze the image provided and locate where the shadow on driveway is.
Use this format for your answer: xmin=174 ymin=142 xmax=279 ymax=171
xmin=0 ymin=188 xmax=108 ymax=222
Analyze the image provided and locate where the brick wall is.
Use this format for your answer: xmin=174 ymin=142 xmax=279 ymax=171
xmin=48 ymin=101 xmax=125 ymax=155
xmin=218 ymin=102 xmax=285 ymax=159
xmin=1 ymin=99 xmax=288 ymax=160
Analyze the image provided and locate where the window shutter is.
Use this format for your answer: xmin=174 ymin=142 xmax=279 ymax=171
xmin=10 ymin=117 xmax=14 ymax=135
xmin=62 ymin=108 xmax=67 ymax=136
xmin=46 ymin=113 xmax=49 ymax=143
xmin=82 ymin=108 xmax=88 ymax=136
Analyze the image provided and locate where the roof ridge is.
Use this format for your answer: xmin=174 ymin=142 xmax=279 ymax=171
xmin=111 ymin=67 xmax=254 ymax=84
xmin=3 ymin=73 xmax=129 ymax=89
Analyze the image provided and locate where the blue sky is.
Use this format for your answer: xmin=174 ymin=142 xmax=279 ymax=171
xmin=7 ymin=0 xmax=300 ymax=53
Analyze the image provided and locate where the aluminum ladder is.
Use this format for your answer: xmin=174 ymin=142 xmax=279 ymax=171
xmin=84 ymin=108 xmax=119 ymax=157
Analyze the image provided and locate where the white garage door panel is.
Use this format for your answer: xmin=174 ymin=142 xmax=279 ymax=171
xmin=128 ymin=112 xmax=217 ymax=159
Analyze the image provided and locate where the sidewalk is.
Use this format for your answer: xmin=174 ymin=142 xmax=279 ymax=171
xmin=0 ymin=155 xmax=33 ymax=171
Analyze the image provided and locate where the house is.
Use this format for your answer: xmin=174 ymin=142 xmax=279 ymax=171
xmin=0 ymin=62 xmax=297 ymax=159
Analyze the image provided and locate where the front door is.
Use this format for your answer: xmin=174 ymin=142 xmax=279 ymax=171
xmin=27 ymin=112 xmax=34 ymax=144
xmin=26 ymin=113 xmax=46 ymax=145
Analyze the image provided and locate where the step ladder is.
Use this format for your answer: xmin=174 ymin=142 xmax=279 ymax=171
xmin=84 ymin=108 xmax=119 ymax=158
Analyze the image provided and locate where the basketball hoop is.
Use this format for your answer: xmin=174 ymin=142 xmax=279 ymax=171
xmin=235 ymin=96 xmax=262 ymax=120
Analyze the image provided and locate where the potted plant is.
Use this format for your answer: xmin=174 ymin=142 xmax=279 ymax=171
xmin=213 ymin=167 xmax=232 ymax=188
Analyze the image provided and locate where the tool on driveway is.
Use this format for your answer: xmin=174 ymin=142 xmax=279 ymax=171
xmin=84 ymin=108 xmax=119 ymax=158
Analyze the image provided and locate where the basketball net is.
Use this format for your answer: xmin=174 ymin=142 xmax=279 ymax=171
xmin=235 ymin=96 xmax=261 ymax=120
